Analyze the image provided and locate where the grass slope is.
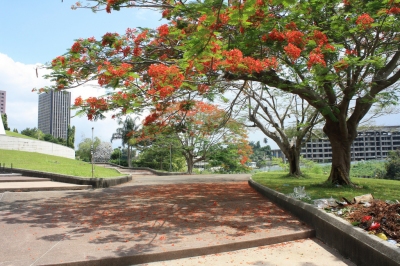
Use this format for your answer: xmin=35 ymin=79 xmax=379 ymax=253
xmin=252 ymin=172 xmax=399 ymax=202
xmin=0 ymin=149 xmax=124 ymax=178
xmin=5 ymin=130 xmax=37 ymax=140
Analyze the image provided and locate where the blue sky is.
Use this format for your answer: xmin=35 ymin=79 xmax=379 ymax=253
xmin=0 ymin=1 xmax=166 ymax=148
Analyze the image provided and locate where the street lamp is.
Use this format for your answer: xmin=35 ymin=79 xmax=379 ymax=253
xmin=118 ymin=146 xmax=121 ymax=166
xmin=91 ymin=127 xmax=94 ymax=178
xmin=169 ymin=144 xmax=172 ymax=172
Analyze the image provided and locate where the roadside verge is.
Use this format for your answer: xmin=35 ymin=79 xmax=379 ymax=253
xmin=248 ymin=178 xmax=400 ymax=266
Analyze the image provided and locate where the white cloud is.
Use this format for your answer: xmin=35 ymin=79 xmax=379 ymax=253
xmin=0 ymin=53 xmax=123 ymax=149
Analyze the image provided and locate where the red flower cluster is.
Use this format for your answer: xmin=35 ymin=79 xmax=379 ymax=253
xmin=51 ymin=56 xmax=66 ymax=66
xmin=268 ymin=29 xmax=285 ymax=42
xmin=148 ymin=64 xmax=184 ymax=99
xmin=143 ymin=112 xmax=160 ymax=126
xmin=101 ymin=32 xmax=119 ymax=47
xmin=134 ymin=30 xmax=148 ymax=45
xmin=74 ymin=96 xmax=83 ymax=106
xmin=356 ymin=13 xmax=374 ymax=29
xmin=307 ymin=48 xmax=326 ymax=69
xmin=284 ymin=43 xmax=302 ymax=61
xmin=310 ymin=30 xmax=328 ymax=46
xmin=157 ymin=24 xmax=169 ymax=37
xmin=71 ymin=42 xmax=82 ymax=53
xmin=388 ymin=7 xmax=400 ymax=14
xmin=221 ymin=49 xmax=278 ymax=73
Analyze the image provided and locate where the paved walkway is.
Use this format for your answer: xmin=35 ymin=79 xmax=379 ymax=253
xmin=0 ymin=175 xmax=355 ymax=265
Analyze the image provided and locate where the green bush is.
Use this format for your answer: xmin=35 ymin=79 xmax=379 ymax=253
xmin=385 ymin=150 xmax=400 ymax=180
xmin=350 ymin=160 xmax=386 ymax=178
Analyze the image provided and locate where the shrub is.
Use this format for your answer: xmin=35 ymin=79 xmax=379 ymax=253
xmin=385 ymin=150 xmax=400 ymax=180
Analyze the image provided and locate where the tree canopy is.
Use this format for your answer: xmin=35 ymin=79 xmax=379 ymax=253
xmin=42 ymin=0 xmax=400 ymax=185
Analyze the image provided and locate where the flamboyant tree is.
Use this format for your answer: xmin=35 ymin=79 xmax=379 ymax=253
xmin=138 ymin=101 xmax=252 ymax=174
xmin=42 ymin=0 xmax=400 ymax=185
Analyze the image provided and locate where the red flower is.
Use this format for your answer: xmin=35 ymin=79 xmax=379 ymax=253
xmin=307 ymin=48 xmax=326 ymax=69
xmin=284 ymin=43 xmax=302 ymax=61
xmin=157 ymin=24 xmax=169 ymax=37
xmin=74 ymin=96 xmax=83 ymax=106
xmin=356 ymin=13 xmax=374 ymax=29
xmin=268 ymin=29 xmax=285 ymax=42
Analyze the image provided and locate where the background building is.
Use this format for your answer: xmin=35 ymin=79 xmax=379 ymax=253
xmin=301 ymin=126 xmax=400 ymax=162
xmin=38 ymin=90 xmax=71 ymax=139
xmin=0 ymin=90 xmax=6 ymax=114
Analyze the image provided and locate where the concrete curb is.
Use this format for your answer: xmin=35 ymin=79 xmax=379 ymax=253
xmin=101 ymin=163 xmax=189 ymax=176
xmin=248 ymin=178 xmax=400 ymax=266
xmin=42 ymin=230 xmax=314 ymax=266
xmin=4 ymin=168 xmax=131 ymax=188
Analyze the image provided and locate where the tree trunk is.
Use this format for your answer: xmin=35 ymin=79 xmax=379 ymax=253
xmin=323 ymin=122 xmax=355 ymax=186
xmin=283 ymin=146 xmax=302 ymax=176
xmin=127 ymin=146 xmax=132 ymax=167
xmin=186 ymin=155 xmax=194 ymax=174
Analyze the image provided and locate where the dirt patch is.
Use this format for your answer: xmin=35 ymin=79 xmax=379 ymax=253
xmin=339 ymin=200 xmax=400 ymax=243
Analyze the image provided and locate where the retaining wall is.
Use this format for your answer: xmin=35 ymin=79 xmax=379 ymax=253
xmin=0 ymin=135 xmax=75 ymax=159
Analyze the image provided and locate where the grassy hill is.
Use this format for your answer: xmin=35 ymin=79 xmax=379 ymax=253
xmin=5 ymin=130 xmax=38 ymax=140
xmin=0 ymin=149 xmax=124 ymax=178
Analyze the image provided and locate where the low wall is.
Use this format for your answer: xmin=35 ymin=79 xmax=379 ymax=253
xmin=0 ymin=135 xmax=75 ymax=159
xmin=4 ymin=167 xmax=131 ymax=188
xmin=248 ymin=179 xmax=400 ymax=266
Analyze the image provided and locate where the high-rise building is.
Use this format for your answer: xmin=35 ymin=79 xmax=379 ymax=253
xmin=0 ymin=90 xmax=6 ymax=114
xmin=38 ymin=90 xmax=71 ymax=140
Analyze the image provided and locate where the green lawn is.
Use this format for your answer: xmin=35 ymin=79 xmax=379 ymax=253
xmin=0 ymin=149 xmax=124 ymax=178
xmin=252 ymin=172 xmax=400 ymax=202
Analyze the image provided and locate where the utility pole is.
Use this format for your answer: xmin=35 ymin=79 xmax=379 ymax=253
xmin=91 ymin=127 xmax=94 ymax=178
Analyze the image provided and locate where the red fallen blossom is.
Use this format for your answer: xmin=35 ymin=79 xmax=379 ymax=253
xmin=369 ymin=222 xmax=380 ymax=231
xmin=361 ymin=215 xmax=372 ymax=223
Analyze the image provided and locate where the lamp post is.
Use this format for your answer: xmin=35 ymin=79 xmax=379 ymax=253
xmin=118 ymin=146 xmax=121 ymax=166
xmin=91 ymin=127 xmax=94 ymax=178
xmin=169 ymin=144 xmax=172 ymax=172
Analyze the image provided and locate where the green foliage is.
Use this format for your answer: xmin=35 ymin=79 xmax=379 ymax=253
xmin=0 ymin=149 xmax=123 ymax=178
xmin=208 ymin=143 xmax=251 ymax=173
xmin=12 ymin=128 xmax=18 ymax=133
xmin=1 ymin=113 xmax=10 ymax=130
xmin=249 ymin=141 xmax=271 ymax=168
xmin=385 ymin=150 xmax=400 ymax=180
xmin=300 ymin=157 xmax=324 ymax=175
xmin=350 ymin=160 xmax=386 ymax=178
xmin=134 ymin=139 xmax=186 ymax=172
xmin=252 ymin=172 xmax=400 ymax=202
xmin=20 ymin=127 xmax=70 ymax=147
xmin=76 ymin=137 xmax=101 ymax=162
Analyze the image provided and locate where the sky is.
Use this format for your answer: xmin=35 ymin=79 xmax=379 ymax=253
xmin=1 ymin=1 xmax=399 ymax=151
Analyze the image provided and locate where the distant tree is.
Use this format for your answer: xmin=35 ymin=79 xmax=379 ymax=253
xmin=249 ymin=141 xmax=272 ymax=169
xmin=76 ymin=137 xmax=101 ymax=162
xmin=12 ymin=128 xmax=18 ymax=133
xmin=208 ymin=143 xmax=252 ymax=173
xmin=67 ymin=125 xmax=75 ymax=149
xmin=1 ymin=114 xmax=10 ymax=131
xmin=141 ymin=101 xmax=252 ymax=174
xmin=111 ymin=116 xmax=141 ymax=167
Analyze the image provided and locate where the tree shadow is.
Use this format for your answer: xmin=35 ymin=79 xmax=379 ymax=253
xmin=0 ymin=182 xmax=311 ymax=259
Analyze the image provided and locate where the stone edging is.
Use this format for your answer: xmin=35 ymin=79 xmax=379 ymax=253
xmin=248 ymin=178 xmax=400 ymax=266
xmin=102 ymin=163 xmax=188 ymax=176
xmin=7 ymin=168 xmax=131 ymax=188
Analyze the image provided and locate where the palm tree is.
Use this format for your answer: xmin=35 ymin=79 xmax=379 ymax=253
xmin=111 ymin=116 xmax=140 ymax=167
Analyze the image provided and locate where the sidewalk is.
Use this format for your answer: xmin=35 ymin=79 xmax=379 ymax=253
xmin=0 ymin=180 xmax=353 ymax=266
